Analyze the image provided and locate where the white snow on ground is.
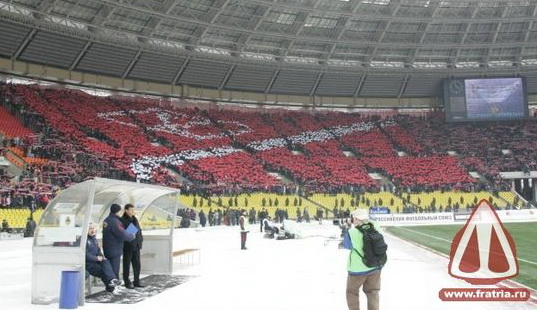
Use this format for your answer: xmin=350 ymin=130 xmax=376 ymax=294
xmin=0 ymin=222 xmax=536 ymax=310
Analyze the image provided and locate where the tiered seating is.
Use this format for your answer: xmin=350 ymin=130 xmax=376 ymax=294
xmin=303 ymin=141 xmax=344 ymax=157
xmin=205 ymin=109 xmax=279 ymax=144
xmin=309 ymin=192 xmax=404 ymax=214
xmin=315 ymin=157 xmax=375 ymax=187
xmin=256 ymin=148 xmax=332 ymax=185
xmin=8 ymin=147 xmax=24 ymax=157
xmin=264 ymin=113 xmax=305 ymax=137
xmin=41 ymin=89 xmax=170 ymax=158
xmin=7 ymin=85 xmax=86 ymax=140
xmin=179 ymin=194 xmax=213 ymax=214
xmin=8 ymin=147 xmax=48 ymax=166
xmin=459 ymin=157 xmax=491 ymax=174
xmin=383 ymin=124 xmax=423 ymax=154
xmin=315 ymin=111 xmax=366 ymax=128
xmin=0 ymin=208 xmax=44 ymax=229
xmin=5 ymin=151 xmax=25 ymax=167
xmin=179 ymin=152 xmax=279 ymax=188
xmin=4 ymin=86 xmax=173 ymax=180
xmin=398 ymin=114 xmax=537 ymax=184
xmin=206 ymin=192 xmax=320 ymax=219
xmin=340 ymin=130 xmax=395 ymax=157
xmin=128 ymin=104 xmax=233 ymax=151
xmin=290 ymin=112 xmax=325 ymax=132
xmin=4 ymin=83 xmax=537 ymax=204
xmin=358 ymin=192 xmax=404 ymax=211
xmin=179 ymin=192 xmax=322 ymax=221
xmin=407 ymin=191 xmax=510 ymax=211
xmin=367 ymin=156 xmax=476 ymax=189
xmin=0 ymin=106 xmax=34 ymax=138
xmin=309 ymin=193 xmax=353 ymax=213
xmin=498 ymin=191 xmax=525 ymax=208
xmin=31 ymin=140 xmax=92 ymax=185
xmin=4 ymin=83 xmax=537 ymax=229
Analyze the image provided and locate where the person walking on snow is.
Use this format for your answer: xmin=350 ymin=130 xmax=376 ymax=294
xmin=239 ymin=211 xmax=249 ymax=250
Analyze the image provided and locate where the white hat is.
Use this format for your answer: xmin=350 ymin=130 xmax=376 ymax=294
xmin=351 ymin=209 xmax=369 ymax=220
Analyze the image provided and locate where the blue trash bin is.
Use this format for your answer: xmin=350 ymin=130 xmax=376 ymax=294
xmin=59 ymin=270 xmax=80 ymax=309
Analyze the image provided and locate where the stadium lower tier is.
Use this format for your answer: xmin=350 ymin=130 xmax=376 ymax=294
xmin=179 ymin=190 xmax=525 ymax=219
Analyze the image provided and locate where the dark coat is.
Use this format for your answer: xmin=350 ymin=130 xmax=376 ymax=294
xmin=199 ymin=211 xmax=207 ymax=227
xmin=85 ymin=234 xmax=117 ymax=283
xmin=120 ymin=214 xmax=143 ymax=252
xmin=103 ymin=213 xmax=134 ymax=258
xmin=86 ymin=234 xmax=103 ymax=265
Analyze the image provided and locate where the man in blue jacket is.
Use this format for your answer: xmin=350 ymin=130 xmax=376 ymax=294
xmin=102 ymin=204 xmax=135 ymax=280
xmin=85 ymin=223 xmax=119 ymax=294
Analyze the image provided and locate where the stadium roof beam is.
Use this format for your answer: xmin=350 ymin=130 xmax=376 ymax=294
xmin=452 ymin=3 xmax=479 ymax=66
xmin=276 ymin=0 xmax=323 ymax=60
xmin=409 ymin=2 xmax=442 ymax=66
xmin=518 ymin=4 xmax=537 ymax=64
xmin=353 ymin=75 xmax=366 ymax=98
xmin=74 ymin=0 xmax=537 ymax=50
xmin=292 ymin=0 xmax=323 ymax=37
xmin=138 ymin=0 xmax=177 ymax=38
xmin=523 ymin=4 xmax=537 ymax=44
xmin=265 ymin=68 xmax=280 ymax=94
xmin=310 ymin=71 xmax=323 ymax=97
xmin=398 ymin=74 xmax=410 ymax=98
xmin=366 ymin=1 xmax=402 ymax=66
xmin=351 ymin=1 xmax=363 ymax=14
xmin=70 ymin=41 xmax=92 ymax=71
xmin=484 ymin=6 xmax=509 ymax=66
xmin=458 ymin=4 xmax=479 ymax=45
xmin=186 ymin=0 xmax=233 ymax=47
xmin=219 ymin=64 xmax=235 ymax=90
xmin=172 ymin=56 xmax=190 ymax=85
xmin=12 ymin=28 xmax=36 ymax=60
xmin=122 ymin=50 xmax=142 ymax=79
xmin=242 ymin=0 xmax=528 ymax=23
xmin=4 ymin=0 xmax=537 ymax=98
xmin=93 ymin=3 xmax=117 ymax=28
xmin=32 ymin=0 xmax=61 ymax=19
xmin=234 ymin=5 xmax=272 ymax=51
xmin=323 ymin=16 xmax=349 ymax=61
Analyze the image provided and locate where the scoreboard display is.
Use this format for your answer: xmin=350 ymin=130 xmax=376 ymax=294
xmin=443 ymin=77 xmax=529 ymax=122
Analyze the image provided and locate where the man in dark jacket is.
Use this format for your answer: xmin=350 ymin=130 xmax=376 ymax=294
xmin=85 ymin=223 xmax=119 ymax=294
xmin=120 ymin=203 xmax=144 ymax=289
xmin=103 ymin=203 xmax=135 ymax=280
xmin=199 ymin=210 xmax=207 ymax=227
xmin=25 ymin=217 xmax=36 ymax=237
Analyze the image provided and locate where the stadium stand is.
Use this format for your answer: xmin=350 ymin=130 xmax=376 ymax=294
xmin=0 ymin=83 xmax=536 ymax=227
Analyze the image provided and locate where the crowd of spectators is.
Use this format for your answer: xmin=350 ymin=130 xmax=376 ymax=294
xmin=396 ymin=113 xmax=537 ymax=188
xmin=0 ymin=83 xmax=536 ymax=211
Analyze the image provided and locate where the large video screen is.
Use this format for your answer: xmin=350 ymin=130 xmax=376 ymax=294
xmin=443 ymin=77 xmax=529 ymax=122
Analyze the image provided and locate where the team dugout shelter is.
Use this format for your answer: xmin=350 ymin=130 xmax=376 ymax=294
xmin=31 ymin=177 xmax=182 ymax=306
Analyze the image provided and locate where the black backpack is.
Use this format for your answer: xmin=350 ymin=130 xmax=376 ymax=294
xmin=355 ymin=223 xmax=388 ymax=268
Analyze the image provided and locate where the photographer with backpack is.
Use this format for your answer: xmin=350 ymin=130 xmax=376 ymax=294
xmin=343 ymin=209 xmax=387 ymax=310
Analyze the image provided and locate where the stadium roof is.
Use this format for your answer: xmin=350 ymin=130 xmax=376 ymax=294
xmin=2 ymin=0 xmax=537 ymax=97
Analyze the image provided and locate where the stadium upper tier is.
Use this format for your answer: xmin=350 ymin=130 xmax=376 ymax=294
xmin=2 ymin=83 xmax=537 ymax=193
xmin=2 ymin=0 xmax=537 ymax=98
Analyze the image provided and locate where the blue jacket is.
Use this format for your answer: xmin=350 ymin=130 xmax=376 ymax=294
xmin=86 ymin=234 xmax=103 ymax=264
xmin=102 ymin=213 xmax=134 ymax=258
